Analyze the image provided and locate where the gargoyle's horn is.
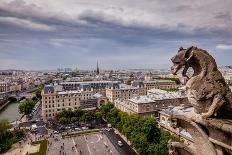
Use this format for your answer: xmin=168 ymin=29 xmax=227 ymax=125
xmin=178 ymin=47 xmax=184 ymax=52
xmin=185 ymin=46 xmax=194 ymax=62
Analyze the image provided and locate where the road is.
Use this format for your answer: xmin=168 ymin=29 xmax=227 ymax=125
xmin=103 ymin=129 xmax=137 ymax=155
xmin=32 ymin=100 xmax=42 ymax=121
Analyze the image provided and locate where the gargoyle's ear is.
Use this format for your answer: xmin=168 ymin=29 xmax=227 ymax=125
xmin=185 ymin=46 xmax=194 ymax=62
xmin=178 ymin=47 xmax=183 ymax=52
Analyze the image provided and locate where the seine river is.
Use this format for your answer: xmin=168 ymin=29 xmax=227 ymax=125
xmin=0 ymin=101 xmax=22 ymax=122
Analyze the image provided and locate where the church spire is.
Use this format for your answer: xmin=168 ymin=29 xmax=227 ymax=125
xmin=96 ymin=61 xmax=99 ymax=74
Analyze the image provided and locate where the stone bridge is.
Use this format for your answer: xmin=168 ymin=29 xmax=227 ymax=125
xmin=1 ymin=92 xmax=36 ymax=102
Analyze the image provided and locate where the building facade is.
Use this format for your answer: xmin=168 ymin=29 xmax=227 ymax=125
xmin=143 ymin=80 xmax=177 ymax=90
xmin=60 ymin=81 xmax=121 ymax=96
xmin=158 ymin=106 xmax=193 ymax=144
xmin=114 ymin=89 xmax=189 ymax=117
xmin=106 ymin=83 xmax=146 ymax=102
xmin=41 ymin=84 xmax=102 ymax=121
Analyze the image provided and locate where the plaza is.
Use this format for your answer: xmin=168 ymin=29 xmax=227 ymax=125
xmin=48 ymin=132 xmax=120 ymax=155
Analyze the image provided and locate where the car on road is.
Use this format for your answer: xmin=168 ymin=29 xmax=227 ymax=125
xmin=114 ymin=131 xmax=118 ymax=134
xmin=75 ymin=127 xmax=81 ymax=131
xmin=117 ymin=140 xmax=123 ymax=147
xmin=81 ymin=126 xmax=89 ymax=130
xmin=65 ymin=126 xmax=71 ymax=130
xmin=53 ymin=130 xmax=59 ymax=134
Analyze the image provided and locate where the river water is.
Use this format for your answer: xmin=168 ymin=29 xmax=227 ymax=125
xmin=0 ymin=101 xmax=22 ymax=122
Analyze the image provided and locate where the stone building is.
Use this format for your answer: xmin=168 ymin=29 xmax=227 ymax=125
xmin=159 ymin=106 xmax=193 ymax=144
xmin=114 ymin=89 xmax=189 ymax=117
xmin=106 ymin=83 xmax=146 ymax=102
xmin=60 ymin=81 xmax=121 ymax=96
xmin=0 ymin=81 xmax=10 ymax=92
xmin=143 ymin=80 xmax=177 ymax=90
xmin=41 ymin=84 xmax=105 ymax=121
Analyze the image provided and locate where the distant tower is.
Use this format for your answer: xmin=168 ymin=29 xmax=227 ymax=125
xmin=96 ymin=61 xmax=100 ymax=75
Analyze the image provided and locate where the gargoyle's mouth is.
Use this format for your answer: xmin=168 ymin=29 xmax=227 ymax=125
xmin=171 ymin=66 xmax=178 ymax=75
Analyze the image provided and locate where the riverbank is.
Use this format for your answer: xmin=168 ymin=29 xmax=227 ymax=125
xmin=0 ymin=101 xmax=22 ymax=122
xmin=0 ymin=100 xmax=10 ymax=111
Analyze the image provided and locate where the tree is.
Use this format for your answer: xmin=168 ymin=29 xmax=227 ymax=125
xmin=0 ymin=119 xmax=12 ymax=135
xmin=18 ymin=99 xmax=36 ymax=115
xmin=0 ymin=120 xmax=25 ymax=153
xmin=98 ymin=104 xmax=179 ymax=155
xmin=95 ymin=112 xmax=103 ymax=122
xmin=81 ymin=111 xmax=94 ymax=123
xmin=141 ymin=117 xmax=161 ymax=143
xmin=36 ymin=86 xmax=43 ymax=99
xmin=71 ymin=117 xmax=78 ymax=123
xmin=59 ymin=117 xmax=68 ymax=125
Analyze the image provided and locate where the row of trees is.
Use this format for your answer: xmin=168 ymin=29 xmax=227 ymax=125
xmin=55 ymin=109 xmax=97 ymax=125
xmin=18 ymin=85 xmax=43 ymax=116
xmin=98 ymin=104 xmax=179 ymax=155
xmin=153 ymin=76 xmax=180 ymax=85
xmin=0 ymin=119 xmax=25 ymax=153
xmin=35 ymin=85 xmax=43 ymax=99
xmin=54 ymin=103 xmax=179 ymax=154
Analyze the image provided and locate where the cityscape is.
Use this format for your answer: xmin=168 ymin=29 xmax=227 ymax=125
xmin=0 ymin=1 xmax=232 ymax=155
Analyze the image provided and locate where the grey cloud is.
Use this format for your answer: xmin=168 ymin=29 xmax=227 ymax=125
xmin=0 ymin=0 xmax=231 ymax=70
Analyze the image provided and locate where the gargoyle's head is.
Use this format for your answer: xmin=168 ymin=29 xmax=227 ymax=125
xmin=171 ymin=46 xmax=194 ymax=75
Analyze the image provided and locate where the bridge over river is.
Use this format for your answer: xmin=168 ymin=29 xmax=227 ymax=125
xmin=0 ymin=89 xmax=37 ymax=122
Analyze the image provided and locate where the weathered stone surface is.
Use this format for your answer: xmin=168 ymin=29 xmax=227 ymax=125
xmin=168 ymin=47 xmax=232 ymax=155
xmin=171 ymin=46 xmax=232 ymax=119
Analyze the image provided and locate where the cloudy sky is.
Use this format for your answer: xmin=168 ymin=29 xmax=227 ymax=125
xmin=0 ymin=0 xmax=232 ymax=70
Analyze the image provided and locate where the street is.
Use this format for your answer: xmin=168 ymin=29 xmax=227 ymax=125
xmin=103 ymin=129 xmax=137 ymax=155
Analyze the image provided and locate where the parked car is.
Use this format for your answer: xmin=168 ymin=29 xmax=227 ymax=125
xmin=53 ymin=130 xmax=59 ymax=134
xmin=75 ymin=127 xmax=81 ymax=131
xmin=81 ymin=126 xmax=89 ymax=130
xmin=65 ymin=126 xmax=71 ymax=130
xmin=117 ymin=141 xmax=123 ymax=147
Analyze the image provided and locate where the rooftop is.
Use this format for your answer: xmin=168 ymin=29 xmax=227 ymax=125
xmin=129 ymin=91 xmax=184 ymax=104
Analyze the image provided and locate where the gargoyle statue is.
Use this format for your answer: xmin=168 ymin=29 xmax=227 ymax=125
xmin=171 ymin=46 xmax=232 ymax=119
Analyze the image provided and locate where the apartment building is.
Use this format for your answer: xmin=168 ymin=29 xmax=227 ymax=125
xmin=143 ymin=80 xmax=177 ymax=90
xmin=114 ymin=89 xmax=189 ymax=117
xmin=106 ymin=83 xmax=146 ymax=102
xmin=60 ymin=81 xmax=121 ymax=96
xmin=41 ymin=84 xmax=105 ymax=121
xmin=0 ymin=81 xmax=10 ymax=92
xmin=0 ymin=81 xmax=22 ymax=92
